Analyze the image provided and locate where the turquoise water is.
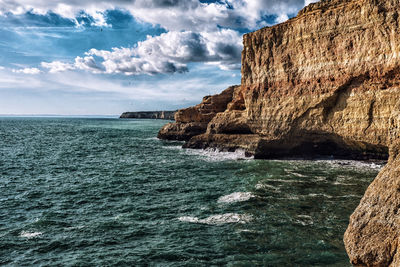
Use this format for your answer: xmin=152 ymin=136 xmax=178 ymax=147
xmin=0 ymin=118 xmax=381 ymax=266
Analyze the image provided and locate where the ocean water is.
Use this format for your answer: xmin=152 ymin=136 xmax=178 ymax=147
xmin=0 ymin=118 xmax=382 ymax=266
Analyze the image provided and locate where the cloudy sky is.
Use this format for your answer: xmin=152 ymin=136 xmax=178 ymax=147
xmin=0 ymin=0 xmax=317 ymax=115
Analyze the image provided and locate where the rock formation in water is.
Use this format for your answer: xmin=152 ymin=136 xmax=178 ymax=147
xmin=158 ymin=86 xmax=239 ymax=140
xmin=120 ymin=111 xmax=176 ymax=120
xmin=159 ymin=0 xmax=400 ymax=265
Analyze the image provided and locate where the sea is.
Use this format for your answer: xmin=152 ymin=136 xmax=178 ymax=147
xmin=0 ymin=117 xmax=383 ymax=266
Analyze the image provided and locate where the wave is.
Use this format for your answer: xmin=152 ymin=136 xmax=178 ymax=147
xmin=20 ymin=231 xmax=42 ymax=239
xmin=255 ymin=183 xmax=281 ymax=191
xmin=294 ymin=215 xmax=314 ymax=226
xmin=217 ymin=192 xmax=254 ymax=204
xmin=315 ymin=159 xmax=385 ymax=170
xmin=163 ymin=145 xmax=183 ymax=150
xmin=178 ymin=213 xmax=253 ymax=225
xmin=184 ymin=148 xmax=253 ymax=162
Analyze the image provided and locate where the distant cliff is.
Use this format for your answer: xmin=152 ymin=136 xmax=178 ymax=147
xmin=120 ymin=111 xmax=176 ymax=120
xmin=158 ymin=0 xmax=400 ymax=265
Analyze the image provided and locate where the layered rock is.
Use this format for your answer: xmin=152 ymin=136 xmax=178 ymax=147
xmin=158 ymin=86 xmax=239 ymax=140
xmin=183 ymin=0 xmax=400 ymax=160
xmin=120 ymin=111 xmax=176 ymax=120
xmin=344 ymin=147 xmax=400 ymax=266
xmin=158 ymin=0 xmax=400 ymax=265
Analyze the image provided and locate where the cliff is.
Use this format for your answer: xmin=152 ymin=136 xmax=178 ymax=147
xmin=120 ymin=111 xmax=176 ymax=120
xmin=158 ymin=0 xmax=400 ymax=265
xmin=158 ymin=86 xmax=239 ymax=140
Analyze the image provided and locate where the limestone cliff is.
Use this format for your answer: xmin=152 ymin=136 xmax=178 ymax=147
xmin=120 ymin=111 xmax=176 ymax=120
xmin=158 ymin=86 xmax=239 ymax=140
xmin=158 ymin=0 xmax=400 ymax=265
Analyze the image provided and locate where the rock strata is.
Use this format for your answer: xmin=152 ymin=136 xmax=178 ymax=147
xmin=158 ymin=86 xmax=239 ymax=140
xmin=120 ymin=111 xmax=176 ymax=120
xmin=158 ymin=0 xmax=400 ymax=265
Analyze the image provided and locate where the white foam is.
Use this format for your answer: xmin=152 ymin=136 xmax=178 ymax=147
xmin=255 ymin=183 xmax=280 ymax=191
xmin=236 ymin=229 xmax=261 ymax=234
xmin=315 ymin=160 xmax=385 ymax=171
xmin=184 ymin=148 xmax=253 ymax=162
xmin=145 ymin=137 xmax=159 ymax=141
xmin=263 ymin=179 xmax=305 ymax=184
xmin=332 ymin=181 xmax=356 ymax=186
xmin=217 ymin=192 xmax=254 ymax=204
xmin=164 ymin=145 xmax=183 ymax=151
xmin=20 ymin=231 xmax=42 ymax=239
xmin=308 ymin=193 xmax=333 ymax=199
xmin=178 ymin=213 xmax=252 ymax=225
xmin=178 ymin=216 xmax=200 ymax=223
xmin=337 ymin=194 xmax=360 ymax=198
xmin=287 ymin=171 xmax=307 ymax=178
xmin=273 ymin=159 xmax=385 ymax=171
xmin=295 ymin=215 xmax=314 ymax=226
xmin=307 ymin=193 xmax=361 ymax=199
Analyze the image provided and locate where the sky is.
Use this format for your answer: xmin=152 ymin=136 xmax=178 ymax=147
xmin=0 ymin=0 xmax=318 ymax=115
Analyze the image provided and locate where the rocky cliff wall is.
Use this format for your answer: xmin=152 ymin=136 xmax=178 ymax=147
xmin=120 ymin=111 xmax=176 ymax=120
xmin=158 ymin=86 xmax=239 ymax=140
xmin=158 ymin=0 xmax=400 ymax=265
xmin=183 ymin=0 xmax=400 ymax=160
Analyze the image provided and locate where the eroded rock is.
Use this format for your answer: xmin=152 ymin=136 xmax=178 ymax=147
xmin=158 ymin=1 xmax=400 ymax=264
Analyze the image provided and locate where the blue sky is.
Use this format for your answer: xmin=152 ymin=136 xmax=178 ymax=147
xmin=0 ymin=0 xmax=317 ymax=115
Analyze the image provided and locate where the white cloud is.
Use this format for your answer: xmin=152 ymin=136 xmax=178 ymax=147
xmin=0 ymin=66 xmax=4 ymax=70
xmin=41 ymin=29 xmax=242 ymax=75
xmin=12 ymin=67 xmax=41 ymax=74
xmin=6 ymin=0 xmax=318 ymax=76
xmin=275 ymin=13 xmax=289 ymax=24
xmin=0 ymin=63 xmax=239 ymax=103
xmin=41 ymin=61 xmax=75 ymax=73
xmin=74 ymin=56 xmax=103 ymax=73
xmin=0 ymin=0 xmax=310 ymax=31
xmin=304 ymin=0 xmax=319 ymax=6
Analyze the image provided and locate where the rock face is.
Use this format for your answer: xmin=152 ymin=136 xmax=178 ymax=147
xmin=120 ymin=111 xmax=176 ymax=120
xmin=158 ymin=0 xmax=400 ymax=265
xmin=158 ymin=86 xmax=239 ymax=140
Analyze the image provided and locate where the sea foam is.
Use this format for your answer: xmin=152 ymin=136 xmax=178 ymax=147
xmin=20 ymin=231 xmax=42 ymax=239
xmin=217 ymin=192 xmax=254 ymax=204
xmin=185 ymin=148 xmax=253 ymax=162
xmin=178 ymin=213 xmax=252 ymax=225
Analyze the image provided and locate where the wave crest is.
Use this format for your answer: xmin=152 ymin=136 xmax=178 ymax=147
xmin=178 ymin=213 xmax=252 ymax=225
xmin=217 ymin=192 xmax=254 ymax=204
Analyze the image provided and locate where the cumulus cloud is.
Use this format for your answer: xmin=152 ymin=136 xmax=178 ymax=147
xmin=0 ymin=0 xmax=311 ymax=31
xmin=304 ymin=0 xmax=320 ymax=6
xmin=5 ymin=0 xmax=316 ymax=76
xmin=12 ymin=67 xmax=41 ymax=74
xmin=41 ymin=61 xmax=75 ymax=73
xmin=41 ymin=29 xmax=242 ymax=75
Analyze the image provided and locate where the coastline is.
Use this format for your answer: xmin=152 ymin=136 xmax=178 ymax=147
xmin=157 ymin=0 xmax=400 ymax=265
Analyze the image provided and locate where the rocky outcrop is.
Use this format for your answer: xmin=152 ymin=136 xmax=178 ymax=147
xmin=344 ymin=103 xmax=400 ymax=266
xmin=182 ymin=0 xmax=400 ymax=160
xmin=120 ymin=111 xmax=176 ymax=120
xmin=158 ymin=0 xmax=400 ymax=265
xmin=158 ymin=86 xmax=239 ymax=140
xmin=344 ymin=148 xmax=400 ymax=266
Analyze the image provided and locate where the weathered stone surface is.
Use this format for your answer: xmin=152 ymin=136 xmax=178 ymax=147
xmin=158 ymin=86 xmax=239 ymax=141
xmin=344 ymin=144 xmax=400 ymax=267
xmin=344 ymin=101 xmax=400 ymax=266
xmin=157 ymin=122 xmax=207 ymax=141
xmin=177 ymin=0 xmax=400 ymax=161
xmin=159 ymin=0 xmax=400 ymax=265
